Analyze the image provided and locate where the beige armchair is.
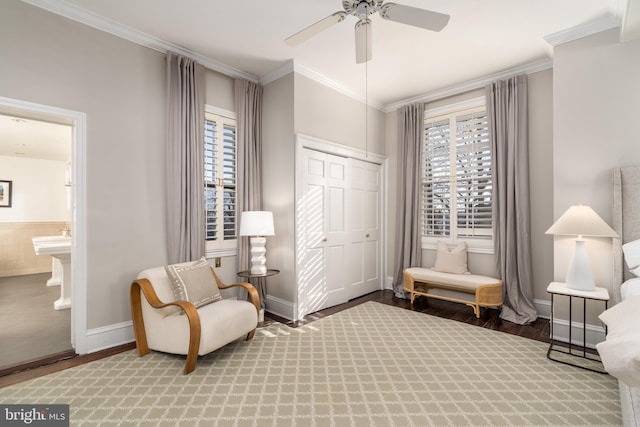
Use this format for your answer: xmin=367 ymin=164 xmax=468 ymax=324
xmin=130 ymin=262 xmax=259 ymax=374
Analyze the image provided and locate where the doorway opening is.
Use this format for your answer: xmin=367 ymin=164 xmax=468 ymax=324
xmin=0 ymin=97 xmax=87 ymax=374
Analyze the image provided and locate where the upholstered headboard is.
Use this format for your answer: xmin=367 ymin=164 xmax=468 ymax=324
xmin=612 ymin=166 xmax=640 ymax=304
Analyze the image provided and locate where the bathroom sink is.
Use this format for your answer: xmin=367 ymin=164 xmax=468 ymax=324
xmin=32 ymin=236 xmax=72 ymax=310
xmin=32 ymin=236 xmax=71 ymax=255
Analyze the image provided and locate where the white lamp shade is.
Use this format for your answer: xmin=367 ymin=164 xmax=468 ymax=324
xmin=545 ymin=205 xmax=618 ymax=238
xmin=239 ymin=211 xmax=275 ymax=237
xmin=546 ymin=205 xmax=617 ymax=292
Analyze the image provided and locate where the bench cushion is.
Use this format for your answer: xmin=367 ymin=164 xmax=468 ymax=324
xmin=405 ymin=267 xmax=501 ymax=290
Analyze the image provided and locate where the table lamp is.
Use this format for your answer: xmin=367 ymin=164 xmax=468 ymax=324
xmin=239 ymin=211 xmax=275 ymax=275
xmin=546 ymin=205 xmax=618 ymax=291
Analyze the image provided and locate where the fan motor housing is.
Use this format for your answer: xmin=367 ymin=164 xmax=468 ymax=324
xmin=343 ymin=0 xmax=382 ymax=19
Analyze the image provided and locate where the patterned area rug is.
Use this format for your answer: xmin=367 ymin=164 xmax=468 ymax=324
xmin=0 ymin=302 xmax=621 ymax=426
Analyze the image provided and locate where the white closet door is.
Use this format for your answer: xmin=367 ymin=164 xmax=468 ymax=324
xmin=348 ymin=158 xmax=382 ymax=299
xmin=297 ymin=148 xmax=348 ymax=318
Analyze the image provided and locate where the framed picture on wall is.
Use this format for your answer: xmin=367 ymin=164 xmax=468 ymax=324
xmin=0 ymin=180 xmax=12 ymax=208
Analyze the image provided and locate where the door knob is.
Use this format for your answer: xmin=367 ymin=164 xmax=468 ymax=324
xmin=322 ymin=237 xmax=328 ymax=242
xmin=365 ymin=234 xmax=370 ymax=238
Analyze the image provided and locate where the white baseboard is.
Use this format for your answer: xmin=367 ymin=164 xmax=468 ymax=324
xmin=86 ymin=321 xmax=134 ymax=353
xmin=81 ymin=292 xmax=605 ymax=354
xmin=385 ymin=276 xmax=394 ymax=290
xmin=549 ymin=318 xmax=605 ymax=349
xmin=534 ymin=298 xmax=551 ymax=319
xmin=81 ymin=296 xmax=296 ymax=354
xmin=534 ymin=298 xmax=605 ymax=348
xmin=265 ymin=294 xmax=295 ymax=321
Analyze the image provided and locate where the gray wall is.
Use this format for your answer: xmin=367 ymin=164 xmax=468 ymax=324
xmin=262 ymin=72 xmax=386 ymax=315
xmin=528 ymin=69 xmax=554 ymax=303
xmin=0 ymin=0 xmax=167 ymax=329
xmin=552 ymin=28 xmax=640 ymax=324
xmin=262 ymin=73 xmax=295 ymax=303
xmin=295 ymin=74 xmax=385 ymax=155
xmin=0 ymin=1 xmax=240 ymax=334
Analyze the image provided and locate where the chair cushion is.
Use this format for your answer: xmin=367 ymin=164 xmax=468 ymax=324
xmin=432 ymin=241 xmax=470 ymax=275
xmin=165 ymin=257 xmax=222 ymax=311
xmin=146 ymin=299 xmax=258 ymax=356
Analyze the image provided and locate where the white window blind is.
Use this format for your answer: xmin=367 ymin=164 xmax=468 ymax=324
xmin=454 ymin=111 xmax=492 ymax=240
xmin=422 ymin=118 xmax=451 ymax=238
xmin=422 ymin=105 xmax=493 ymax=250
xmin=204 ymin=111 xmax=237 ymax=252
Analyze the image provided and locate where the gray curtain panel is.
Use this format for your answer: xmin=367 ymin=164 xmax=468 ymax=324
xmin=392 ymin=103 xmax=424 ymax=298
xmin=165 ymin=52 xmax=206 ymax=264
xmin=234 ymin=79 xmax=264 ymax=276
xmin=487 ymin=74 xmax=538 ymax=324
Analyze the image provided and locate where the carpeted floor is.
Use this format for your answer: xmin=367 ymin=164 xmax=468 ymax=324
xmin=0 ymin=301 xmax=621 ymax=426
xmin=0 ymin=273 xmax=72 ymax=368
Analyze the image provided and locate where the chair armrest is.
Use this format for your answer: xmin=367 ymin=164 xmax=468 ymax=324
xmin=130 ymin=278 xmax=201 ymax=374
xmin=132 ymin=277 xmax=199 ymax=315
xmin=218 ymin=281 xmax=260 ymax=313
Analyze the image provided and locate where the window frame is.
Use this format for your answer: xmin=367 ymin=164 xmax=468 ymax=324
xmin=204 ymin=105 xmax=238 ymax=258
xmin=421 ymin=96 xmax=494 ymax=254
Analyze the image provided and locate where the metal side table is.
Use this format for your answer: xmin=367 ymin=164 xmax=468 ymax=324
xmin=237 ymin=269 xmax=279 ymax=325
xmin=546 ymin=281 xmax=609 ymax=373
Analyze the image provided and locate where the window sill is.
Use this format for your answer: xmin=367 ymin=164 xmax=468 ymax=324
xmin=204 ymin=248 xmax=237 ymax=259
xmin=421 ymin=242 xmax=494 ymax=255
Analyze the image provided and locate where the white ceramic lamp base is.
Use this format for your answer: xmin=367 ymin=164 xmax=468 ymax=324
xmin=250 ymin=236 xmax=267 ymax=275
xmin=565 ymin=239 xmax=595 ymax=291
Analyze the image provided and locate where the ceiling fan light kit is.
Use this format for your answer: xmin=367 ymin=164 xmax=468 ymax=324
xmin=285 ymin=0 xmax=450 ymax=63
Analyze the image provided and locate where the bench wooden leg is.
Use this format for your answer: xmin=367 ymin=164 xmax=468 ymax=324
xmin=465 ymin=302 xmax=481 ymax=318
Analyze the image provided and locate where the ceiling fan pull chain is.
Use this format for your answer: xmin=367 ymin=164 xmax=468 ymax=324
xmin=365 ymin=30 xmax=368 ymax=159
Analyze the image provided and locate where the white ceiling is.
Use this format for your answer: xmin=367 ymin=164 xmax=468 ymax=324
xmin=41 ymin=0 xmax=626 ymax=109
xmin=0 ymin=114 xmax=71 ymax=162
xmin=2 ymin=1 xmax=634 ymax=162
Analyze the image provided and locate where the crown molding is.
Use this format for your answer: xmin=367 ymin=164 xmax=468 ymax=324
xmin=620 ymin=0 xmax=640 ymax=42
xmin=544 ymin=14 xmax=621 ymax=47
xmin=259 ymin=60 xmax=296 ymax=86
xmin=20 ymin=0 xmax=258 ymax=82
xmin=260 ymin=60 xmax=385 ymax=111
xmin=384 ymin=57 xmax=553 ymax=113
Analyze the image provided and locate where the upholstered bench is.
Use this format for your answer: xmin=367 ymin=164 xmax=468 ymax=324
xmin=403 ymin=267 xmax=503 ymax=318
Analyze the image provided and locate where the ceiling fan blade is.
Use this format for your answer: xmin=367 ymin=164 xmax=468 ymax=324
xmin=380 ymin=3 xmax=450 ymax=32
xmin=355 ymin=19 xmax=372 ymax=64
xmin=285 ymin=11 xmax=347 ymax=46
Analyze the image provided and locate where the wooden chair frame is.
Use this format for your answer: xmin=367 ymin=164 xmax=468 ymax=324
xmin=130 ymin=267 xmax=260 ymax=374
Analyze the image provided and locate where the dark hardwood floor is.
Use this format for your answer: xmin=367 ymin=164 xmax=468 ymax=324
xmin=267 ymin=289 xmax=550 ymax=343
xmin=0 ymin=289 xmax=549 ymax=388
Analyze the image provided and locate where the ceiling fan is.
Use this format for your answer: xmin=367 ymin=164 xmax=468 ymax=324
xmin=285 ymin=0 xmax=450 ymax=63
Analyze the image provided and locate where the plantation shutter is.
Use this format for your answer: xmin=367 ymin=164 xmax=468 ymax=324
xmin=204 ymin=119 xmax=217 ymax=240
xmin=421 ymin=105 xmax=493 ymax=246
xmin=204 ymin=116 xmax=237 ymax=245
xmin=221 ymin=124 xmax=237 ymax=240
xmin=422 ymin=118 xmax=451 ymax=238
xmin=454 ymin=111 xmax=492 ymax=239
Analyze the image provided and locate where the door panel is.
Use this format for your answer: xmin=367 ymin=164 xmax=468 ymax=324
xmin=348 ymin=158 xmax=382 ymax=299
xmin=298 ymin=148 xmax=348 ymax=318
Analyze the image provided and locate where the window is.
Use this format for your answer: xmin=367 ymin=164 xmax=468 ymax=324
xmin=421 ymin=101 xmax=493 ymax=252
xmin=204 ymin=107 xmax=237 ymax=255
